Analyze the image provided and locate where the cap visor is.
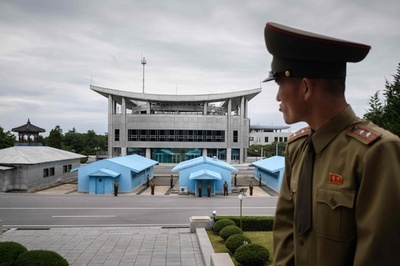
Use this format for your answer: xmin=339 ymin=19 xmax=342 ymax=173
xmin=262 ymin=76 xmax=275 ymax=82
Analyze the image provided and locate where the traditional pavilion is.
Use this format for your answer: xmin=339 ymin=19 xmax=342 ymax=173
xmin=12 ymin=119 xmax=45 ymax=146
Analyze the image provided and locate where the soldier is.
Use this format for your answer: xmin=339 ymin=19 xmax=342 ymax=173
xmin=150 ymin=179 xmax=155 ymax=195
xmin=146 ymin=174 xmax=150 ymax=188
xmin=198 ymin=181 xmax=203 ymax=197
xmin=207 ymin=182 xmax=211 ymax=197
xmin=263 ymin=22 xmax=400 ymax=266
xmin=249 ymin=181 xmax=253 ymax=196
xmin=234 ymin=174 xmax=237 ymax=186
xmin=170 ymin=174 xmax=174 ymax=188
xmin=258 ymin=174 xmax=262 ymax=186
xmin=113 ymin=179 xmax=119 ymax=196
xmin=223 ymin=181 xmax=228 ymax=196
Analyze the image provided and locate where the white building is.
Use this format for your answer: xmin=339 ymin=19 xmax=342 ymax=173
xmin=249 ymin=125 xmax=291 ymax=145
xmin=91 ymin=85 xmax=262 ymax=164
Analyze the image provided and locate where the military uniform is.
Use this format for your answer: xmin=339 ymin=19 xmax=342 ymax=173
xmin=273 ymin=106 xmax=400 ymax=265
xmin=262 ymin=22 xmax=400 ymax=265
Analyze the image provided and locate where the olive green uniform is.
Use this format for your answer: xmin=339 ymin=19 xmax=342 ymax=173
xmin=273 ymin=106 xmax=400 ymax=266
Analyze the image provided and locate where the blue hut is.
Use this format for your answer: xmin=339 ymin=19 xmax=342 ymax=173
xmin=251 ymin=155 xmax=285 ymax=192
xmin=77 ymin=154 xmax=158 ymax=194
xmin=172 ymin=156 xmax=238 ymax=196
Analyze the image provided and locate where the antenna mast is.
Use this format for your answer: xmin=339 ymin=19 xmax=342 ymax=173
xmin=141 ymin=57 xmax=147 ymax=93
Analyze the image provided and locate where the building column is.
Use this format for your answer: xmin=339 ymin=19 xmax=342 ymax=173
xmin=202 ymin=148 xmax=207 ymax=157
xmin=203 ymin=102 xmax=207 ymax=115
xmin=121 ymin=97 xmax=127 ymax=156
xmin=146 ymin=148 xmax=151 ymax=159
xmin=226 ymin=99 xmax=232 ymax=163
xmin=108 ymin=95 xmax=113 ymax=157
xmin=244 ymin=98 xmax=248 ymax=118
xmin=147 ymin=101 xmax=151 ymax=114
xmin=226 ymin=148 xmax=232 ymax=163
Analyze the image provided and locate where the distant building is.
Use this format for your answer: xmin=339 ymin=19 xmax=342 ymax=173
xmin=91 ymin=85 xmax=261 ymax=164
xmin=0 ymin=146 xmax=85 ymax=192
xmin=77 ymin=154 xmax=158 ymax=194
xmin=171 ymin=156 xmax=238 ymax=196
xmin=249 ymin=125 xmax=291 ymax=145
xmin=250 ymin=155 xmax=285 ymax=192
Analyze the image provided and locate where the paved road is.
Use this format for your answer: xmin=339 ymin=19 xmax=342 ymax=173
xmin=0 ymin=193 xmax=277 ymax=228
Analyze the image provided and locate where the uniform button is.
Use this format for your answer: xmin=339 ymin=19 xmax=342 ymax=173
xmin=299 ymin=239 xmax=304 ymax=246
xmin=330 ymin=198 xmax=337 ymax=206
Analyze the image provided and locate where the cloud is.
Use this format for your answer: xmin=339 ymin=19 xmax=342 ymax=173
xmin=0 ymin=0 xmax=399 ymax=136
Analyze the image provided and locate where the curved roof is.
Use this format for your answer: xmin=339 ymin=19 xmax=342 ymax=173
xmin=12 ymin=119 xmax=45 ymax=133
xmin=91 ymin=85 xmax=262 ymax=111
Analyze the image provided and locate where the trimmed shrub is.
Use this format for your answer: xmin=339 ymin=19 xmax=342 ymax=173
xmin=213 ymin=218 xmax=236 ymax=233
xmin=215 ymin=216 xmax=274 ymax=231
xmin=13 ymin=250 xmax=69 ymax=266
xmin=219 ymin=225 xmax=243 ymax=241
xmin=234 ymin=243 xmax=270 ymax=266
xmin=225 ymin=233 xmax=252 ymax=254
xmin=0 ymin=241 xmax=28 ymax=266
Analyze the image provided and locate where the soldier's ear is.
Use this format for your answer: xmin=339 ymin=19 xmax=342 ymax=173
xmin=303 ymin=78 xmax=313 ymax=100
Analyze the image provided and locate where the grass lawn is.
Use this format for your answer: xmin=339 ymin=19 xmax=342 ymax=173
xmin=207 ymin=230 xmax=274 ymax=265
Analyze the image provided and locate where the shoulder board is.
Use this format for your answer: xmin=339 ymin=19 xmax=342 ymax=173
xmin=288 ymin=127 xmax=311 ymax=143
xmin=347 ymin=125 xmax=381 ymax=145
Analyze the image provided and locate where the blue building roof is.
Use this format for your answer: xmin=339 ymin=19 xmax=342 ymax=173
xmin=89 ymin=168 xmax=120 ymax=178
xmin=251 ymin=155 xmax=285 ymax=173
xmin=189 ymin=169 xmax=222 ymax=180
xmin=171 ymin=156 xmax=238 ymax=172
xmin=108 ymin=154 xmax=158 ymax=173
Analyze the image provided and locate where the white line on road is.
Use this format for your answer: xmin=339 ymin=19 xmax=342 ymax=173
xmin=0 ymin=207 xmax=275 ymax=210
xmin=52 ymin=215 xmax=116 ymax=218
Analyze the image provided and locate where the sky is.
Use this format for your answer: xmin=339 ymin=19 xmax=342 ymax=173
xmin=1 ymin=0 xmax=399 ymax=137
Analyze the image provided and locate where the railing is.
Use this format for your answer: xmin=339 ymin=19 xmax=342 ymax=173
xmin=14 ymin=142 xmax=43 ymax=146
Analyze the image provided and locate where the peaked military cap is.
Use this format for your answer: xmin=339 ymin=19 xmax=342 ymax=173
xmin=263 ymin=22 xmax=371 ymax=82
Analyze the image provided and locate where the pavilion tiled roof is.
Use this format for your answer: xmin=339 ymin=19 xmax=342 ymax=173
xmin=11 ymin=119 xmax=45 ymax=133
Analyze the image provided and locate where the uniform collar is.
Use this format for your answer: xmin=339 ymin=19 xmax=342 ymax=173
xmin=311 ymin=105 xmax=356 ymax=154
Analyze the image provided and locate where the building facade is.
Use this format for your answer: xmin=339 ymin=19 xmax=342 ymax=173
xmin=249 ymin=125 xmax=291 ymax=145
xmin=91 ymin=85 xmax=261 ymax=164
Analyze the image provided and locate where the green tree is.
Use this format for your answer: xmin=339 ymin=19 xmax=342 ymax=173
xmin=63 ymin=128 xmax=84 ymax=153
xmin=0 ymin=126 xmax=16 ymax=149
xmin=248 ymin=141 xmax=286 ymax=158
xmin=46 ymin=125 xmax=63 ymax=149
xmin=364 ymin=63 xmax=400 ymax=137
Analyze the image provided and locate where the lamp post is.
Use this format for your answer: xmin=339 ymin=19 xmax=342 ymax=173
xmin=238 ymin=192 xmax=244 ymax=229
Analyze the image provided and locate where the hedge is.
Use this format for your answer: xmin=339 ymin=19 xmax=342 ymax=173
xmin=215 ymin=216 xmax=274 ymax=231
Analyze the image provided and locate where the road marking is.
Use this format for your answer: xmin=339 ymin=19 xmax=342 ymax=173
xmin=52 ymin=215 xmax=116 ymax=218
xmin=4 ymin=224 xmax=190 ymax=228
xmin=0 ymin=207 xmax=275 ymax=210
